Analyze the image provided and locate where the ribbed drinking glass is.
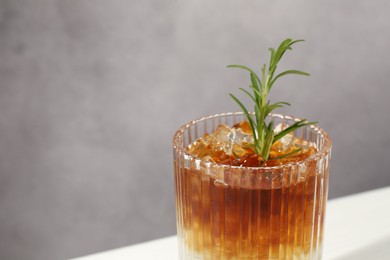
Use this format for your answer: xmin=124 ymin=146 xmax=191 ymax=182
xmin=173 ymin=113 xmax=332 ymax=260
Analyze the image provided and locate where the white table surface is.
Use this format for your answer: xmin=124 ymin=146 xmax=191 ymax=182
xmin=72 ymin=186 xmax=390 ymax=260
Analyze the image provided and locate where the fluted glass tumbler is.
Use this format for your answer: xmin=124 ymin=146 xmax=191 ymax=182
xmin=173 ymin=113 xmax=332 ymax=260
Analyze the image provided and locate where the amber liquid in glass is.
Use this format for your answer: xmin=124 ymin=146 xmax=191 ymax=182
xmin=175 ymin=153 xmax=328 ymax=259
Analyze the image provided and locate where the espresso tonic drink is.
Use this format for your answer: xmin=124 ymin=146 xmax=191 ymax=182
xmin=173 ymin=113 xmax=332 ymax=260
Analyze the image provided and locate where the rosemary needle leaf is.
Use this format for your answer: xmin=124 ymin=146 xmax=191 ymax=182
xmin=272 ymin=148 xmax=302 ymax=160
xmin=227 ymin=65 xmax=262 ymax=86
xmin=239 ymin=88 xmax=257 ymax=104
xmin=274 ymin=101 xmax=291 ymax=106
xmin=229 ymin=93 xmax=257 ymax=137
xmin=265 ymin=104 xmax=285 ymax=116
xmin=254 ymin=105 xmax=260 ymax=128
xmin=250 ymin=73 xmax=261 ymax=93
xmin=274 ymin=120 xmax=318 ymax=142
xmin=270 ymin=70 xmax=310 ymax=90
xmin=232 ymin=151 xmax=240 ymax=158
xmin=274 ymin=69 xmax=310 ymax=79
xmin=267 ymin=120 xmax=274 ymax=133
xmin=290 ymin=39 xmax=305 ymax=45
xmin=265 ymin=101 xmax=290 ymax=116
xmin=269 ymin=48 xmax=275 ymax=65
xmin=248 ymin=84 xmax=262 ymax=99
xmin=262 ymin=131 xmax=275 ymax=160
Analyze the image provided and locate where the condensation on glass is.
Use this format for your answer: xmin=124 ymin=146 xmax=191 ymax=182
xmin=173 ymin=113 xmax=332 ymax=260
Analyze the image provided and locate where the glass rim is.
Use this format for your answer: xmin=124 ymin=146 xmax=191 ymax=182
xmin=173 ymin=112 xmax=332 ymax=171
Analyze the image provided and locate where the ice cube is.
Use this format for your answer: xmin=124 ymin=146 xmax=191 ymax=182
xmin=273 ymin=123 xmax=294 ymax=151
xmin=233 ymin=121 xmax=252 ymax=134
xmin=202 ymin=155 xmax=215 ymax=163
xmin=210 ymin=124 xmax=235 ymax=155
xmin=231 ymin=143 xmax=249 ymax=158
xmin=233 ymin=121 xmax=254 ymax=145
xmin=186 ymin=139 xmax=210 ymax=157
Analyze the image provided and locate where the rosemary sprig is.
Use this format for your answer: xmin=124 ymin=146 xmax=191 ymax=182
xmin=228 ymin=38 xmax=316 ymax=162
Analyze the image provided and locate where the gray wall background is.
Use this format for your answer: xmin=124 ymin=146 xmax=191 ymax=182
xmin=1 ymin=0 xmax=390 ymax=259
